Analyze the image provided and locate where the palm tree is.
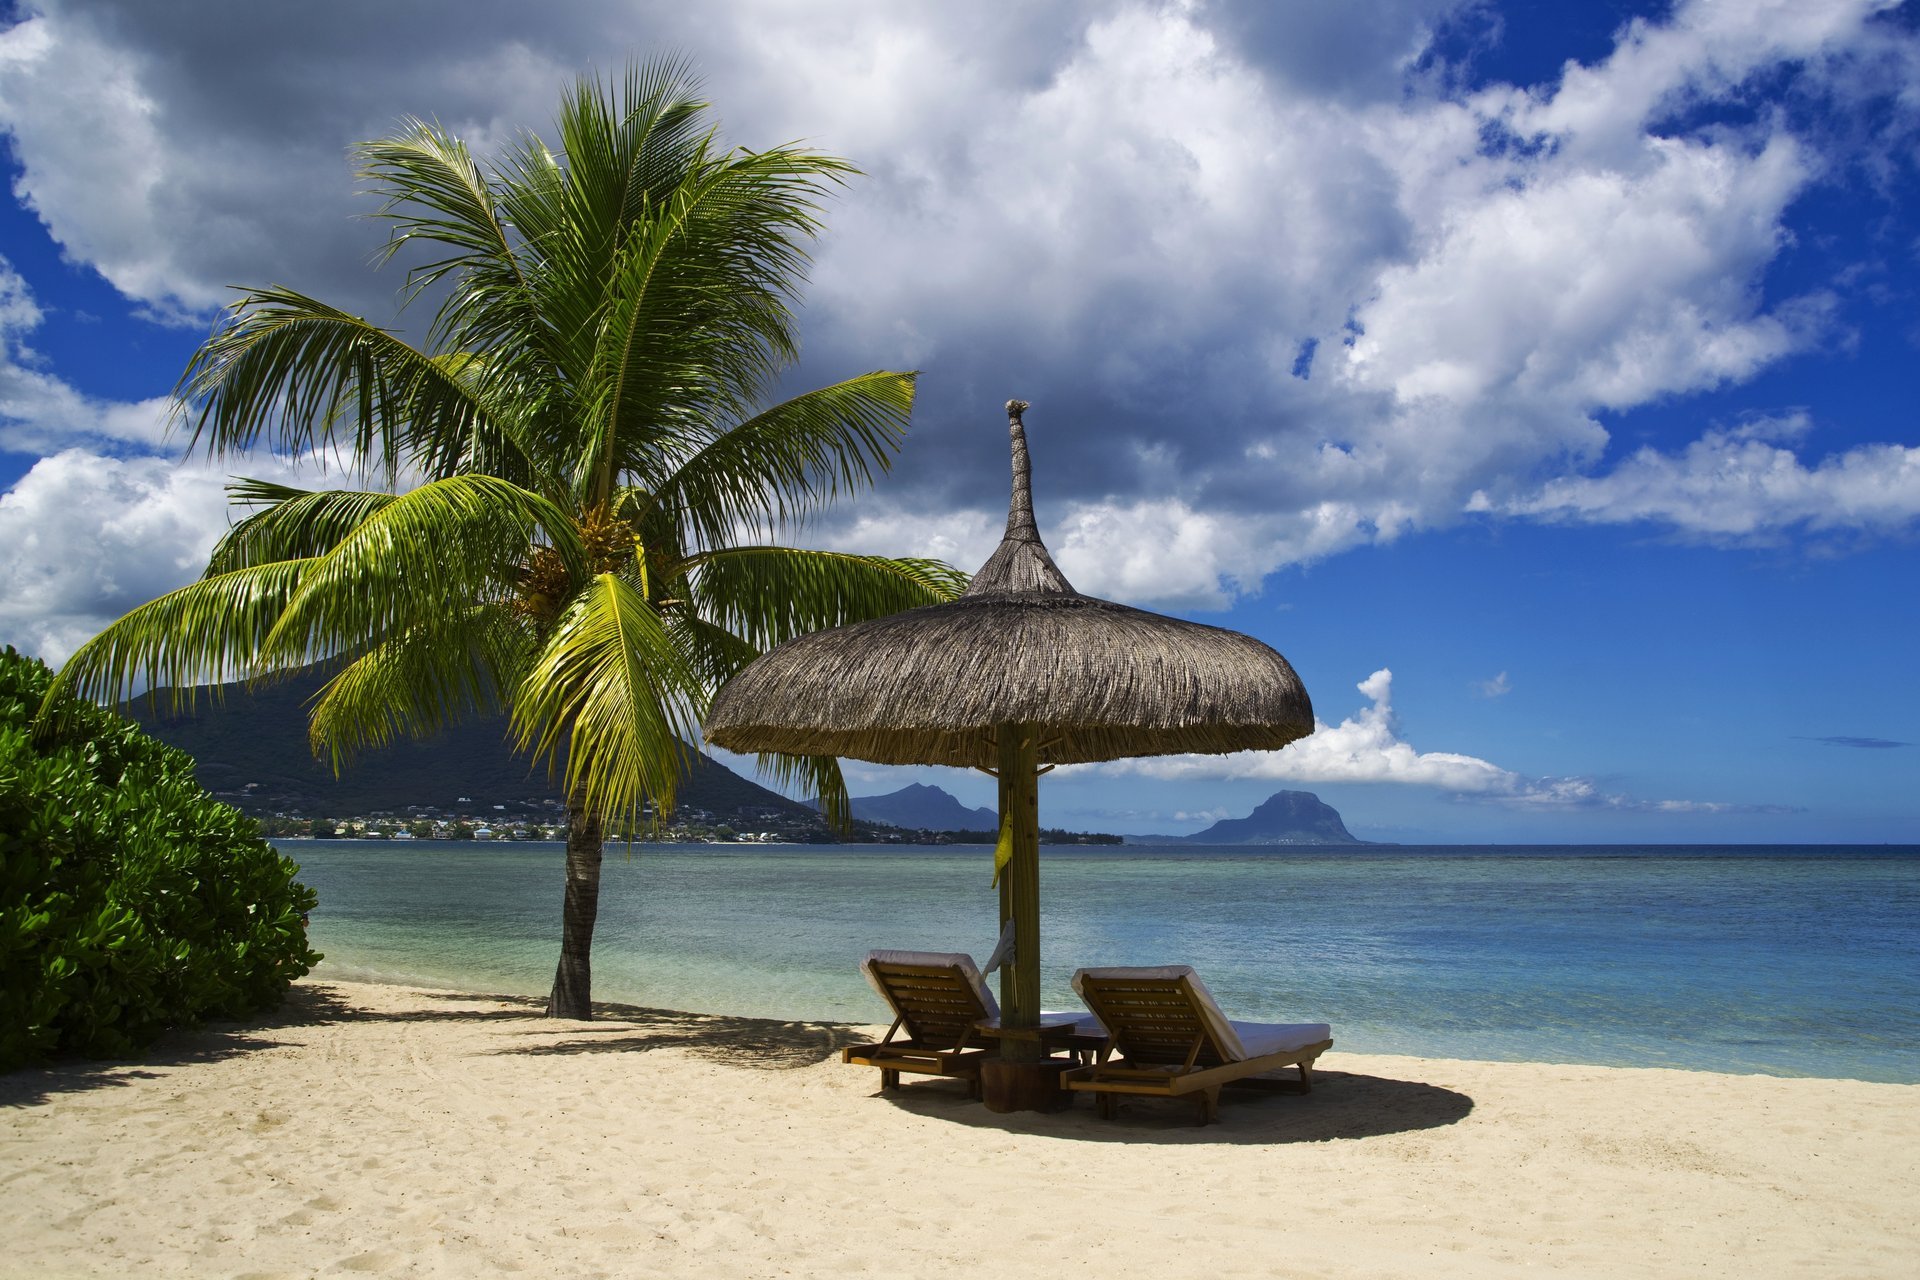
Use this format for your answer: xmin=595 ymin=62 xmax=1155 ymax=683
xmin=48 ymin=61 xmax=965 ymax=1018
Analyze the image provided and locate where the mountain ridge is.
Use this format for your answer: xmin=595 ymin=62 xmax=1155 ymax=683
xmin=1131 ymin=789 xmax=1365 ymax=845
xmin=817 ymin=782 xmax=1000 ymax=831
xmin=125 ymin=666 xmax=817 ymax=825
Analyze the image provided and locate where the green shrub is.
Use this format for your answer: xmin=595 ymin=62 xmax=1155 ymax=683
xmin=0 ymin=647 xmax=319 ymax=1070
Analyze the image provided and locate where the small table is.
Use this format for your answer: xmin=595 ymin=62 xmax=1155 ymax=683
xmin=974 ymin=1014 xmax=1107 ymax=1113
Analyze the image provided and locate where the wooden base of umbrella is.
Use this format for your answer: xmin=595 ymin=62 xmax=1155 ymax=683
xmin=980 ymin=1058 xmax=1075 ymax=1113
xmin=996 ymin=726 xmax=1043 ymax=1062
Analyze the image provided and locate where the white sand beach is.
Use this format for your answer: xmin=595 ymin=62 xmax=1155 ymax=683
xmin=3 ymin=979 xmax=1914 ymax=1279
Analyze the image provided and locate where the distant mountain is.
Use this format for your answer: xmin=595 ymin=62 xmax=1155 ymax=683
xmin=1134 ymin=790 xmax=1362 ymax=845
xmin=818 ymin=783 xmax=999 ymax=831
xmin=127 ymin=667 xmax=817 ymax=823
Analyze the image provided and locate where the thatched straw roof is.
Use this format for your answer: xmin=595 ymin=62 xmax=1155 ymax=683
xmin=704 ymin=401 xmax=1313 ymax=769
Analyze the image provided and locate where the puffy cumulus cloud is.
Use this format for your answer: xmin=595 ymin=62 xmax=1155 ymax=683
xmin=1096 ymin=667 xmax=1792 ymax=814
xmin=1326 ymin=1 xmax=1909 ymax=552
xmin=0 ymin=449 xmax=238 ymax=663
xmin=1128 ymin=667 xmax=1524 ymax=791
xmin=1512 ymin=0 xmax=1896 ymax=154
xmin=1493 ymin=420 xmax=1920 ymax=540
xmin=0 ymin=1 xmax=587 ymax=321
xmin=1343 ymin=135 xmax=1818 ymax=409
xmin=0 ymin=444 xmax=336 ymax=666
xmin=810 ymin=488 xmax=1416 ymax=609
xmin=0 ymin=15 xmax=175 ymax=304
xmin=0 ymin=0 xmax=1914 ymax=609
xmin=805 ymin=502 xmax=1003 ymax=575
xmin=0 ymin=254 xmax=172 ymax=453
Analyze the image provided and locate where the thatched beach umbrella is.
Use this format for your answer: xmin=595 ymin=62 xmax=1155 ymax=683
xmin=706 ymin=400 xmax=1313 ymax=1058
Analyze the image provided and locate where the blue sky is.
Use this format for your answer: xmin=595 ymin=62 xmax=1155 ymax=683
xmin=1 ymin=0 xmax=1915 ymax=842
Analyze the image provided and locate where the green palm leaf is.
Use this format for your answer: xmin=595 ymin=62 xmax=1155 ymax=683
xmin=576 ymin=147 xmax=835 ymax=503
xmin=308 ymin=606 xmax=531 ymax=769
xmin=207 ymin=481 xmax=399 ymax=574
xmin=689 ymin=545 xmax=967 ymax=651
xmin=260 ymin=475 xmax=577 ymax=668
xmin=512 ymin=573 xmax=704 ymax=823
xmin=48 ymin=559 xmax=316 ymax=716
xmin=174 ymin=288 xmax=494 ymax=478
xmin=646 ymin=372 xmax=918 ymax=546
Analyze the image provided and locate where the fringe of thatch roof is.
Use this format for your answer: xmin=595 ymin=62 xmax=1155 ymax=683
xmin=705 ymin=591 xmax=1312 ymax=768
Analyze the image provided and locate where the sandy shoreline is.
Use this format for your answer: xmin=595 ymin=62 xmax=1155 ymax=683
xmin=3 ymin=980 xmax=1914 ymax=1278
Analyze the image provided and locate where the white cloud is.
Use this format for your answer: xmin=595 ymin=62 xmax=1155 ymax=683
xmin=1344 ymin=134 xmax=1819 ymax=409
xmin=1096 ymin=667 xmax=1790 ymax=814
xmin=1475 ymin=671 xmax=1512 ymax=698
xmin=1122 ymin=667 xmax=1522 ymax=790
xmin=809 ymin=504 xmax=1002 ymax=574
xmin=0 ymin=254 xmax=173 ymax=453
xmin=813 ymin=490 xmax=1413 ymax=610
xmin=0 ymin=450 xmax=234 ymax=663
xmin=0 ymin=0 xmax=1913 ymax=615
xmin=1515 ymin=0 xmax=1896 ymax=154
xmin=0 ymin=447 xmax=322 ymax=666
xmin=0 ymin=14 xmax=182 ymax=306
xmin=1498 ymin=422 xmax=1920 ymax=540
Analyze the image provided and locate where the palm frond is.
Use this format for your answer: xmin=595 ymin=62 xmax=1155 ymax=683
xmin=665 ymin=612 xmax=759 ymax=689
xmin=646 ymin=372 xmax=917 ymax=546
xmin=752 ymin=751 xmax=852 ymax=831
xmin=575 ymin=141 xmax=860 ymax=504
xmin=45 ymin=559 xmax=316 ymax=717
xmin=207 ymin=480 xmax=398 ymax=574
xmin=357 ymin=122 xmax=528 ymax=306
xmin=260 ymin=475 xmax=578 ymax=668
xmin=511 ymin=573 xmax=705 ymax=823
xmin=688 ymin=545 xmax=968 ymax=651
xmin=173 ymin=288 xmax=490 ymax=477
xmin=307 ymin=605 xmax=532 ymax=770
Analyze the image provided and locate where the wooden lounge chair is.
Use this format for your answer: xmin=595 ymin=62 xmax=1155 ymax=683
xmin=845 ymin=950 xmax=1103 ymax=1097
xmin=1062 ymin=966 xmax=1333 ymax=1124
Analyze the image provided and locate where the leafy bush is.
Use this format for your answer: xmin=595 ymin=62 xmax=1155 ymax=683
xmin=0 ymin=647 xmax=319 ymax=1070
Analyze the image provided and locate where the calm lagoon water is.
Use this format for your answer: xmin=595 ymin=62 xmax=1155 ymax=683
xmin=281 ymin=840 xmax=1920 ymax=1083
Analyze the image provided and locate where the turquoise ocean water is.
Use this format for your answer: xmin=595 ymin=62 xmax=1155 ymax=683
xmin=282 ymin=840 xmax=1920 ymax=1083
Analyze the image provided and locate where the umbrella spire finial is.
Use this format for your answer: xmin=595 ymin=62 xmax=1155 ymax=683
xmin=1004 ymin=399 xmax=1038 ymax=543
xmin=964 ymin=398 xmax=1074 ymax=597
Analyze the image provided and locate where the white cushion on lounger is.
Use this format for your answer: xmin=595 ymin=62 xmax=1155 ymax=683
xmin=1230 ymin=1020 xmax=1333 ymax=1057
xmin=1072 ymin=966 xmax=1329 ymax=1063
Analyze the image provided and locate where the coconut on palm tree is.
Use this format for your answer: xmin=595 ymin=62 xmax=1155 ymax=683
xmin=48 ymin=61 xmax=963 ymax=1018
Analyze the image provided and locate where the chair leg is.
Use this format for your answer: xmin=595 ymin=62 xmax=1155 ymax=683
xmin=880 ymin=1067 xmax=900 ymax=1091
xmin=1096 ymin=1092 xmax=1118 ymax=1120
xmin=1197 ymin=1086 xmax=1221 ymax=1125
xmin=1298 ymin=1060 xmax=1313 ymax=1093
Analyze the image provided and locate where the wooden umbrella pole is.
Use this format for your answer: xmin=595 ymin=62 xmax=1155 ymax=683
xmin=997 ymin=724 xmax=1043 ymax=1062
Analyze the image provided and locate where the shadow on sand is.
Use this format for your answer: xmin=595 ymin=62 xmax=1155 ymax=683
xmin=0 ymin=995 xmax=333 ymax=1109
xmin=288 ymin=983 xmax=868 ymax=1070
xmin=304 ymin=982 xmax=864 ymax=1069
xmin=496 ymin=1000 xmax=865 ymax=1069
xmin=0 ymin=982 xmax=863 ymax=1107
xmin=5 ymin=984 xmax=1473 ymax=1143
xmin=868 ymin=1067 xmax=1475 ymax=1145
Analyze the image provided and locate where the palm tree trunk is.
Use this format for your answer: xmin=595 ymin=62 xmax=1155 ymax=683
xmin=547 ymin=802 xmax=603 ymax=1019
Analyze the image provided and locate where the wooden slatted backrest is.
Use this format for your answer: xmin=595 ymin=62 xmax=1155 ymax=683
xmin=868 ymin=960 xmax=992 ymax=1049
xmin=1075 ymin=972 xmax=1231 ymax=1068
